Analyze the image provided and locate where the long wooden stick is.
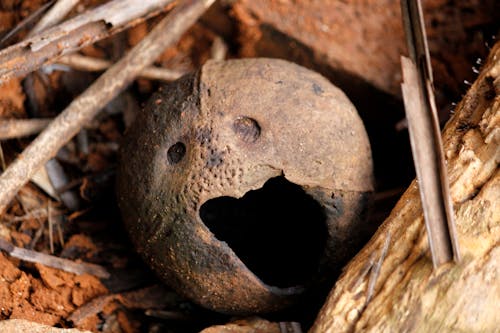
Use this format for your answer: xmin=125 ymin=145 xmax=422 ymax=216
xmin=0 ymin=0 xmax=175 ymax=84
xmin=400 ymin=0 xmax=460 ymax=267
xmin=0 ymin=0 xmax=216 ymax=215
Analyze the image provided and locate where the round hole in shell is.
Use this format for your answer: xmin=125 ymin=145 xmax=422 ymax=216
xmin=167 ymin=142 xmax=186 ymax=164
xmin=199 ymin=176 xmax=327 ymax=288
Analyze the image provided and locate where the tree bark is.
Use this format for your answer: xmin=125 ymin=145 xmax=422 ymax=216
xmin=311 ymin=42 xmax=500 ymax=333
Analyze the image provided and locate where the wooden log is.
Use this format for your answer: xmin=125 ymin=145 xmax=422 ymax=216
xmin=311 ymin=41 xmax=500 ymax=332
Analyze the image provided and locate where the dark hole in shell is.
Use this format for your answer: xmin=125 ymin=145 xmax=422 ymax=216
xmin=199 ymin=176 xmax=327 ymax=288
xmin=167 ymin=142 xmax=186 ymax=164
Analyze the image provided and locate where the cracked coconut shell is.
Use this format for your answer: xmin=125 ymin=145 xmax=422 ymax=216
xmin=117 ymin=58 xmax=374 ymax=314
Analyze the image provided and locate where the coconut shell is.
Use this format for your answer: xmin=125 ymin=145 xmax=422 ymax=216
xmin=117 ymin=58 xmax=374 ymax=314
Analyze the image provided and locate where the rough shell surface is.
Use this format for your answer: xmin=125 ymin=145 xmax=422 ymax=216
xmin=117 ymin=58 xmax=374 ymax=314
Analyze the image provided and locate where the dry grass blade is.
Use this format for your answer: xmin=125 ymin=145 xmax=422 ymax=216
xmin=0 ymin=0 xmax=216 ymax=215
xmin=0 ymin=237 xmax=109 ymax=278
xmin=0 ymin=0 xmax=175 ymax=84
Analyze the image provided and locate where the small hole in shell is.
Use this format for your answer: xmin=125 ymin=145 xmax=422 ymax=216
xmin=167 ymin=142 xmax=186 ymax=164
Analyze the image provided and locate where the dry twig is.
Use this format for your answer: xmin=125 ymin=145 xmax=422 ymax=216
xmin=0 ymin=0 xmax=216 ymax=214
xmin=0 ymin=0 xmax=55 ymax=47
xmin=0 ymin=0 xmax=175 ymax=84
xmin=0 ymin=118 xmax=51 ymax=140
xmin=69 ymin=285 xmax=180 ymax=325
xmin=400 ymin=0 xmax=460 ymax=267
xmin=0 ymin=237 xmax=109 ymax=278
xmin=45 ymin=158 xmax=81 ymax=210
xmin=48 ymin=202 xmax=54 ymax=253
xmin=29 ymin=0 xmax=80 ymax=36
xmin=56 ymin=54 xmax=186 ymax=81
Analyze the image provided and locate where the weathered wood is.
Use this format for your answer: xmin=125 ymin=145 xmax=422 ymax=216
xmin=0 ymin=319 xmax=90 ymax=333
xmin=56 ymin=54 xmax=185 ymax=81
xmin=0 ymin=0 xmax=216 ymax=215
xmin=0 ymin=0 xmax=175 ymax=84
xmin=0 ymin=118 xmax=51 ymax=140
xmin=311 ymin=41 xmax=500 ymax=333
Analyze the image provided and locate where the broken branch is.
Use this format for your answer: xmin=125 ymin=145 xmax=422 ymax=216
xmin=0 ymin=0 xmax=175 ymax=84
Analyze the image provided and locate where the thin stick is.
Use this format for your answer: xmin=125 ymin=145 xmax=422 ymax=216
xmin=0 ymin=237 xmax=109 ymax=278
xmin=45 ymin=158 xmax=81 ymax=211
xmin=69 ymin=295 xmax=118 ymax=325
xmin=48 ymin=202 xmax=54 ymax=253
xmin=0 ymin=118 xmax=51 ymax=140
xmin=56 ymin=54 xmax=185 ymax=81
xmin=401 ymin=59 xmax=459 ymax=266
xmin=29 ymin=0 xmax=80 ymax=36
xmin=145 ymin=309 xmax=192 ymax=321
xmin=0 ymin=0 xmax=56 ymax=47
xmin=56 ymin=218 xmax=64 ymax=246
xmin=0 ymin=0 xmax=216 ymax=215
xmin=400 ymin=0 xmax=460 ymax=267
xmin=0 ymin=143 xmax=5 ymax=171
xmin=210 ymin=36 xmax=228 ymax=61
xmin=69 ymin=285 xmax=179 ymax=325
xmin=0 ymin=0 xmax=175 ymax=84
xmin=2 ymin=207 xmax=48 ymax=222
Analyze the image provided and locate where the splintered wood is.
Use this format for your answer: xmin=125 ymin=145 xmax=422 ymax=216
xmin=311 ymin=41 xmax=500 ymax=333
